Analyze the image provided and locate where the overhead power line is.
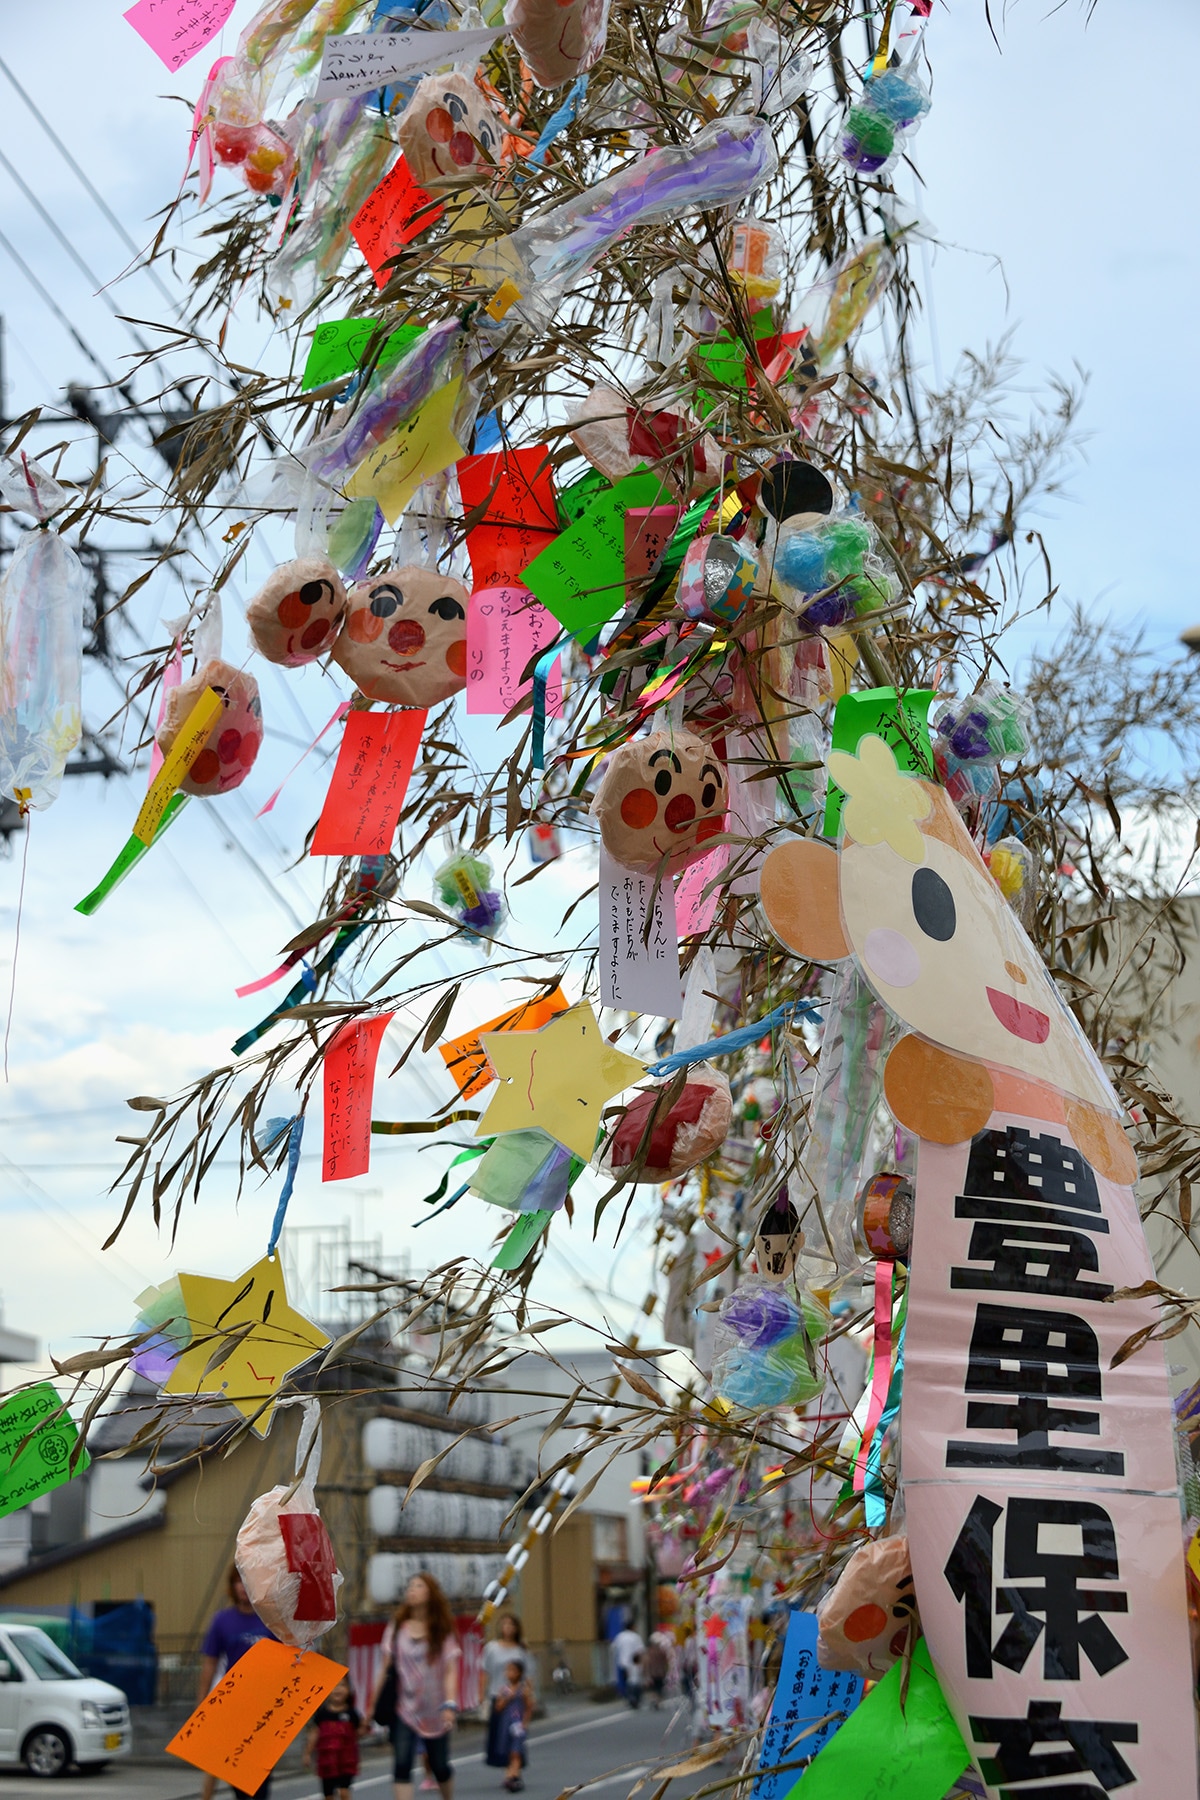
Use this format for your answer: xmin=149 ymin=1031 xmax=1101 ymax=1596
xmin=0 ymin=225 xmax=118 ymax=390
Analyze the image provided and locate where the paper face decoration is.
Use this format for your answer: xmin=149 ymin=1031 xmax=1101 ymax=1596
xmin=759 ymin=733 xmax=1134 ymax=1181
xmin=816 ymin=1536 xmax=916 ymax=1677
xmin=332 ymin=565 xmax=468 ymax=706
xmin=592 ymin=730 xmax=726 ymax=876
xmin=566 ymin=386 xmax=720 ymax=501
xmin=506 ymin=0 xmax=610 ymax=89
xmin=157 ymin=659 xmax=263 ymax=797
xmin=161 ymin=1255 xmax=330 ymax=1434
xmin=246 ymin=557 xmax=348 ymax=667
xmin=236 ymin=1483 xmax=342 ymax=1650
xmin=609 ymin=1065 xmax=731 ymax=1182
xmin=397 ymin=73 xmax=504 ymax=189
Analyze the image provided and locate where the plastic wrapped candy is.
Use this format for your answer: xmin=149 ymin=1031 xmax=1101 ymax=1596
xmin=806 ymin=237 xmax=895 ymax=369
xmin=609 ymin=1064 xmax=731 ymax=1182
xmin=840 ymin=63 xmax=930 ymax=174
xmin=332 ymin=566 xmax=468 ymax=707
xmin=506 ymin=0 xmax=610 ymax=88
xmin=0 ymin=511 xmax=84 ymax=815
xmin=529 ymin=821 xmax=561 ymax=863
xmin=773 ymin=513 xmax=899 ymax=633
xmin=983 ymin=833 xmax=1035 ymax=928
xmin=711 ymin=1276 xmax=824 ymax=1413
xmin=591 ymin=729 xmax=726 ymax=875
xmin=676 ymin=535 xmax=757 ymax=627
xmin=398 ymin=72 xmax=506 ymax=189
xmin=434 ymin=849 xmax=504 ymax=934
xmin=236 ymin=1403 xmax=342 ymax=1651
xmin=815 ymin=1535 xmax=916 ymax=1676
xmin=726 ymin=217 xmax=784 ymax=303
xmin=246 ymin=556 xmax=348 ymax=666
xmin=931 ymin=680 xmax=1032 ymax=807
xmin=157 ymin=659 xmax=264 ymax=797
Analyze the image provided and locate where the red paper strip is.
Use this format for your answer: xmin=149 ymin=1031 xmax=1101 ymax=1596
xmin=324 ymin=1012 xmax=395 ymax=1181
xmin=311 ymin=710 xmax=425 ymax=857
xmin=457 ymin=446 xmax=559 ymax=590
xmin=351 ymin=156 xmax=443 ymax=290
xmin=624 ymin=504 xmax=682 ymax=580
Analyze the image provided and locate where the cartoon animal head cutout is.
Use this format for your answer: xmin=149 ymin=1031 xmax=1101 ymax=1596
xmin=246 ymin=557 xmax=348 ymax=668
xmin=398 ymin=73 xmax=504 ymax=189
xmin=332 ymin=565 xmax=468 ymax=707
xmin=506 ymin=0 xmax=610 ymax=90
xmin=759 ymin=735 xmax=1137 ymax=1184
xmin=592 ymin=729 xmax=726 ymax=875
xmin=158 ymin=659 xmax=263 ymax=797
xmin=816 ymin=1535 xmax=916 ymax=1677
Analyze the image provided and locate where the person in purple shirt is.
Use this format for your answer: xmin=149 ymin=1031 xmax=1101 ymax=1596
xmin=198 ymin=1565 xmax=277 ymax=1800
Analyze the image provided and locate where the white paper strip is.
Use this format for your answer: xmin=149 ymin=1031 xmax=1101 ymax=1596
xmin=316 ymin=27 xmax=507 ymax=100
xmin=598 ymin=846 xmax=682 ymax=1019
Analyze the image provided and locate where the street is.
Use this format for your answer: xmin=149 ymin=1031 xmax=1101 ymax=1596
xmin=0 ymin=1700 xmax=727 ymax=1799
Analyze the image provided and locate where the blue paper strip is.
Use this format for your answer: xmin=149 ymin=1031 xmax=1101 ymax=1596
xmin=267 ymin=1116 xmax=305 ymax=1255
xmin=752 ymin=1609 xmax=862 ymax=1800
xmin=531 ymin=644 xmax=561 ymax=774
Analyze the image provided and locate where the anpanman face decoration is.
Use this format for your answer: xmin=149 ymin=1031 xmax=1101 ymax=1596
xmin=398 ymin=73 xmax=503 ymax=189
xmin=332 ymin=565 xmax=468 ymax=707
xmin=246 ymin=556 xmax=348 ymax=668
xmin=158 ymin=658 xmax=263 ymax=797
xmin=592 ymin=729 xmax=726 ymax=875
xmin=816 ymin=1535 xmax=916 ymax=1677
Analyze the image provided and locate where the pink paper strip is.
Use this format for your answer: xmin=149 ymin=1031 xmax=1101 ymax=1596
xmin=674 ymin=838 xmax=729 ymax=938
xmin=234 ymin=961 xmax=295 ymax=1000
xmin=258 ymin=702 xmax=351 ymax=818
xmin=124 ymin=0 xmax=236 ymax=71
xmin=466 ymin=585 xmax=563 ymax=718
xmin=853 ymin=1259 xmax=894 ymax=1492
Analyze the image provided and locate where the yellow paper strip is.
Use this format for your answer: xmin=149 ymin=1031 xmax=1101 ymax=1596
xmin=132 ymin=687 xmax=223 ymax=847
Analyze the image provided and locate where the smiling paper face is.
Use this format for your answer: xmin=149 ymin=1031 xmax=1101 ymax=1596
xmin=332 ymin=565 xmax=468 ymax=707
xmin=246 ymin=557 xmax=347 ymax=668
xmin=397 ymin=73 xmax=503 ymax=190
xmin=591 ymin=728 xmax=727 ymax=875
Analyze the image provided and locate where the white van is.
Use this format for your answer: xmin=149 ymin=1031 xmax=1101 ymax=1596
xmin=0 ymin=1625 xmax=131 ymax=1777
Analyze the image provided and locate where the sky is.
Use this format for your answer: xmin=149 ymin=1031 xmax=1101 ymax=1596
xmin=0 ymin=0 xmax=1194 ymax=1379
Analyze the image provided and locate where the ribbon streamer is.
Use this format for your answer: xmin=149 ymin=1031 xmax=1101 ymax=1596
xmin=863 ymin=1287 xmax=907 ymax=1529
xmin=854 ymin=1259 xmax=895 ymax=1494
xmin=643 ymin=999 xmax=821 ymax=1078
xmin=231 ymin=920 xmax=370 ymax=1056
xmin=257 ymin=700 xmax=351 ymax=818
xmin=531 ymin=645 xmax=561 ymax=774
xmin=372 ymin=1111 xmax=481 ymax=1132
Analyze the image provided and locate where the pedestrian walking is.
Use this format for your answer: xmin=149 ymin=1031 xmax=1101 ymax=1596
xmin=371 ymin=1571 xmax=461 ymax=1800
xmin=611 ymin=1623 xmax=644 ymax=1708
xmin=642 ymin=1636 xmax=669 ymax=1709
xmin=485 ymin=1658 xmax=534 ymax=1792
xmin=198 ymin=1565 xmax=277 ymax=1800
xmin=484 ymin=1614 xmax=529 ymax=1764
xmin=305 ymin=1677 xmax=362 ymax=1800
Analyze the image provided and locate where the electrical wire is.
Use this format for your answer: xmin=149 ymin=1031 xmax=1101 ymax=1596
xmin=0 ymin=223 xmax=118 ymax=388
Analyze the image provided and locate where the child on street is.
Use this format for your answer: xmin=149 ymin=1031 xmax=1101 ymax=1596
xmin=485 ymin=1658 xmax=534 ymax=1793
xmin=305 ymin=1678 xmax=362 ymax=1800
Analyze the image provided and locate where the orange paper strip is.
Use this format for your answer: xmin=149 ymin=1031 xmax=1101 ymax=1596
xmin=438 ymin=986 xmax=570 ymax=1101
xmin=166 ymin=1639 xmax=346 ymax=1791
xmin=324 ymin=1013 xmax=395 ymax=1181
xmin=310 ymin=709 xmax=426 ymax=857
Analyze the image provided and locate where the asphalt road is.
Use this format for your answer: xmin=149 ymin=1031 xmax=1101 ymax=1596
xmin=0 ymin=1699 xmax=726 ymax=1799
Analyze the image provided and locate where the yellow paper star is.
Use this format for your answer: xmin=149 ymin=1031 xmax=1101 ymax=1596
xmin=344 ymin=377 xmax=464 ymax=526
xmin=477 ymin=1004 xmax=646 ymax=1162
xmin=827 ymin=733 xmax=932 ymax=862
xmin=162 ymin=1255 xmax=330 ymax=1437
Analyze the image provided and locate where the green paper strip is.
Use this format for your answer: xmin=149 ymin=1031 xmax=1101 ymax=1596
xmin=558 ymin=467 xmax=610 ymax=524
xmin=823 ymin=686 xmax=937 ymax=838
xmin=301 ymin=318 xmax=425 ymax=390
xmin=786 ymin=1638 xmax=968 ymax=1800
xmin=0 ymin=1383 xmax=89 ymax=1521
xmin=492 ymin=1207 xmax=555 ymax=1270
xmin=75 ymin=792 xmax=189 ymax=916
xmin=522 ymin=469 xmax=672 ymax=643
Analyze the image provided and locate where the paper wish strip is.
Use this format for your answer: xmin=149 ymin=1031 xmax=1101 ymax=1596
xmin=598 ymin=846 xmax=683 ymax=1018
xmin=466 ymin=586 xmax=562 ymax=717
xmin=457 ymin=445 xmax=559 ymax=590
xmin=124 ymin=0 xmax=236 ymax=70
xmin=167 ymin=1638 xmax=346 ymax=1791
xmin=351 ymin=155 xmax=443 ymax=290
xmin=0 ymin=1384 xmax=88 ymax=1521
xmin=317 ymin=27 xmax=506 ymax=100
xmin=324 ymin=1013 xmax=395 ymax=1181
xmin=439 ymin=987 xmax=570 ymax=1100
xmin=311 ymin=709 xmax=425 ymax=856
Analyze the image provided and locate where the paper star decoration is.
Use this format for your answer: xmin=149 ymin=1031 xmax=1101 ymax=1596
xmin=827 ymin=733 xmax=932 ymax=862
xmin=162 ymin=1255 xmax=330 ymax=1436
xmin=477 ymin=1003 xmax=646 ymax=1162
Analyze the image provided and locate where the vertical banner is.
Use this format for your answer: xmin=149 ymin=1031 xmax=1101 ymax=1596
xmin=902 ymin=1109 xmax=1198 ymax=1799
xmin=598 ymin=846 xmax=682 ymax=1018
xmin=323 ymin=1013 xmax=395 ymax=1180
xmin=311 ymin=709 xmax=425 ymax=856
